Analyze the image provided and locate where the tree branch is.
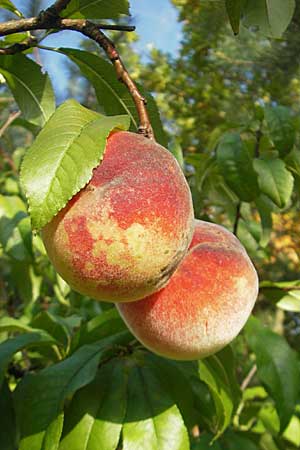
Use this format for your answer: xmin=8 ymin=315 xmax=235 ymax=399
xmin=0 ymin=18 xmax=135 ymax=36
xmin=233 ymin=201 xmax=241 ymax=236
xmin=0 ymin=8 xmax=153 ymax=139
xmin=254 ymin=129 xmax=262 ymax=158
xmin=241 ymin=364 xmax=257 ymax=391
xmin=0 ymin=144 xmax=18 ymax=174
xmin=0 ymin=111 xmax=21 ymax=137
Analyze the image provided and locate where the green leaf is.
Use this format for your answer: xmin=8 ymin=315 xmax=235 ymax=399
xmin=260 ymin=279 xmax=300 ymax=289
xmin=192 ymin=433 xmax=223 ymax=449
xmin=145 ymin=354 xmax=197 ymax=429
xmin=31 ymin=312 xmax=70 ymax=349
xmin=9 ymin=262 xmax=41 ymax=306
xmin=14 ymin=332 xmax=129 ymax=450
xmin=0 ymin=380 xmax=16 ymax=450
xmin=20 ymin=99 xmax=130 ymax=230
xmin=73 ymin=308 xmax=126 ymax=350
xmin=42 ymin=413 xmax=64 ymax=450
xmin=0 ymin=316 xmax=33 ymax=334
xmin=0 ymin=194 xmax=32 ymax=261
xmin=145 ymin=353 xmax=199 ymax=428
xmin=63 ymin=0 xmax=129 ymax=19
xmin=60 ymin=359 xmax=127 ymax=450
xmin=0 ymin=54 xmax=55 ymax=127
xmin=123 ymin=361 xmax=189 ymax=450
xmin=216 ymin=132 xmax=259 ymax=202
xmin=259 ymin=433 xmax=280 ymax=450
xmin=285 ymin=148 xmax=300 ymax=176
xmin=260 ymin=281 xmax=300 ymax=312
xmin=276 ymin=290 xmax=300 ymax=312
xmin=189 ymin=377 xmax=216 ymax=429
xmin=225 ymin=0 xmax=243 ymax=34
xmin=265 ymin=106 xmax=295 ymax=157
xmin=0 ymin=0 xmax=22 ymax=16
xmin=243 ymin=0 xmax=295 ymax=38
xmin=198 ymin=350 xmax=238 ymax=439
xmin=223 ymin=431 xmax=259 ymax=450
xmin=58 ymin=49 xmax=168 ymax=147
xmin=0 ymin=32 xmax=30 ymax=47
xmin=0 ymin=331 xmax=55 ymax=388
xmin=253 ymin=158 xmax=294 ymax=208
xmin=283 ymin=416 xmax=300 ymax=447
xmin=169 ymin=140 xmax=184 ymax=169
xmin=258 ymin=403 xmax=280 ymax=435
xmin=215 ymin=346 xmax=241 ymax=411
xmin=245 ymin=316 xmax=300 ymax=431
xmin=255 ymin=196 xmax=273 ymax=247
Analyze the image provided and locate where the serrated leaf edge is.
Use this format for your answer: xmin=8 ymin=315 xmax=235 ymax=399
xmin=20 ymin=115 xmax=128 ymax=230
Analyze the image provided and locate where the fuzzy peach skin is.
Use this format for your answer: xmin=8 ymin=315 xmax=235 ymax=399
xmin=41 ymin=131 xmax=194 ymax=303
xmin=117 ymin=220 xmax=259 ymax=360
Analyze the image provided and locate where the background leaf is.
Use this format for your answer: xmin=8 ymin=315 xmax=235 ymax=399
xmin=42 ymin=412 xmax=64 ymax=450
xmin=123 ymin=356 xmax=189 ymax=450
xmin=253 ymin=158 xmax=294 ymax=208
xmin=222 ymin=431 xmax=259 ymax=450
xmin=255 ymin=196 xmax=273 ymax=247
xmin=146 ymin=354 xmax=197 ymax=429
xmin=0 ymin=380 xmax=16 ymax=450
xmin=14 ymin=333 xmax=129 ymax=450
xmin=225 ymin=0 xmax=243 ymax=34
xmin=0 ymin=331 xmax=55 ymax=388
xmin=0 ymin=194 xmax=32 ymax=261
xmin=276 ymin=290 xmax=300 ymax=312
xmin=169 ymin=140 xmax=185 ymax=169
xmin=31 ymin=312 xmax=71 ymax=350
xmin=243 ymin=0 xmax=296 ymax=38
xmin=217 ymin=133 xmax=259 ymax=202
xmin=198 ymin=348 xmax=239 ymax=439
xmin=63 ymin=0 xmax=129 ymax=19
xmin=60 ymin=359 xmax=127 ymax=450
xmin=0 ymin=0 xmax=21 ymax=15
xmin=0 ymin=54 xmax=55 ymax=127
xmin=245 ymin=316 xmax=300 ymax=430
xmin=20 ymin=99 xmax=130 ymax=230
xmin=73 ymin=308 xmax=126 ymax=350
xmin=0 ymin=316 xmax=33 ymax=333
xmin=264 ymin=106 xmax=295 ymax=157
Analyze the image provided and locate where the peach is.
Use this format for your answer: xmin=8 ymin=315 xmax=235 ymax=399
xmin=117 ymin=220 xmax=259 ymax=360
xmin=41 ymin=131 xmax=194 ymax=302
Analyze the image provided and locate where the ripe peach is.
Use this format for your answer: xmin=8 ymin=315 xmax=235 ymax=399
xmin=41 ymin=131 xmax=194 ymax=302
xmin=117 ymin=220 xmax=258 ymax=360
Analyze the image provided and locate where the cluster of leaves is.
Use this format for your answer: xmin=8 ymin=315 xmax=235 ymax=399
xmin=185 ymin=104 xmax=298 ymax=256
xmin=0 ymin=1 xmax=300 ymax=450
xmin=142 ymin=0 xmax=300 ymax=273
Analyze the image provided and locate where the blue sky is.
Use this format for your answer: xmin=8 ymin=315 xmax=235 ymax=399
xmin=7 ymin=0 xmax=182 ymax=100
xmin=130 ymin=0 xmax=182 ymax=57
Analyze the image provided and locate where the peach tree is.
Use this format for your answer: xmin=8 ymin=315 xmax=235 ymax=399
xmin=0 ymin=1 xmax=300 ymax=450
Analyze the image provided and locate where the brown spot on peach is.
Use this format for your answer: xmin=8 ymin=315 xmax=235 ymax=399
xmin=117 ymin=219 xmax=258 ymax=360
